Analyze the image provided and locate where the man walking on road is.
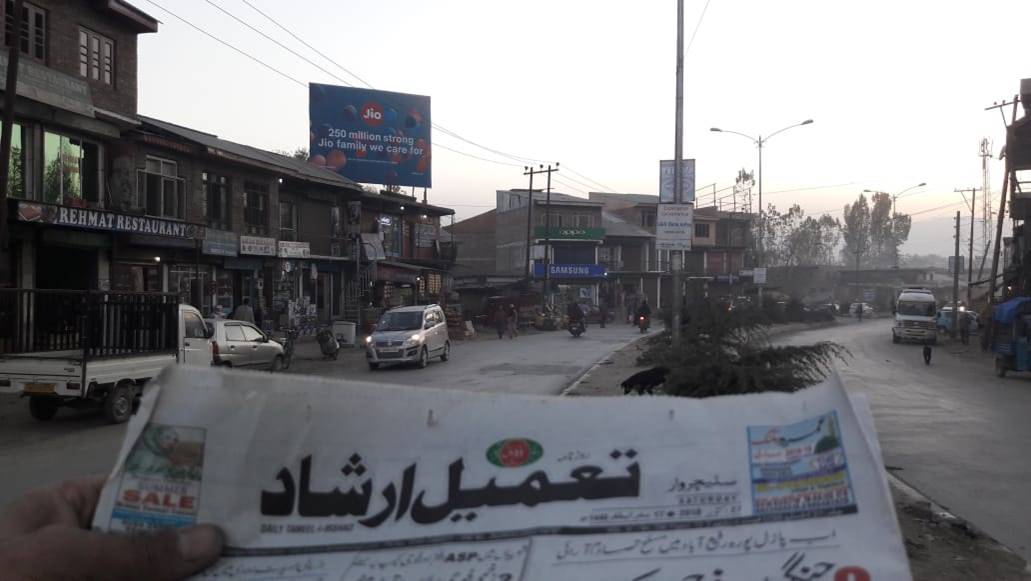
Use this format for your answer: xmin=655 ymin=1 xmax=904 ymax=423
xmin=959 ymin=310 xmax=971 ymax=345
xmin=505 ymin=303 xmax=519 ymax=339
xmin=231 ymin=298 xmax=255 ymax=323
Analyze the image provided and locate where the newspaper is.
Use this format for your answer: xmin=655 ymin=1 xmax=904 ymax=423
xmin=92 ymin=366 xmax=911 ymax=580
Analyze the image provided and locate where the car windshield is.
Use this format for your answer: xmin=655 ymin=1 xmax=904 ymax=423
xmin=377 ymin=311 xmax=423 ymax=331
xmin=898 ymin=301 xmax=935 ymax=317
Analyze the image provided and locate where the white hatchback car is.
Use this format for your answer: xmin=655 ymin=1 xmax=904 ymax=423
xmin=366 ymin=305 xmax=451 ymax=369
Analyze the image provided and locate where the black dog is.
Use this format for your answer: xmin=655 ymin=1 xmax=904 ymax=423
xmin=622 ymin=366 xmax=669 ymax=395
xmin=923 ymin=345 xmax=932 ymax=365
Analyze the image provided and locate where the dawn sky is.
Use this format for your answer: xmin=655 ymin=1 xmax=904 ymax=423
xmin=133 ymin=0 xmax=1031 ymax=256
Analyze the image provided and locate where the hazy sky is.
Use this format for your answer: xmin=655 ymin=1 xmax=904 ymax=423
xmin=134 ymin=0 xmax=1031 ymax=256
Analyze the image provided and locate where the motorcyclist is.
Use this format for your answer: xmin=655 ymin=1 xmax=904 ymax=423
xmin=635 ymin=299 xmax=652 ymax=328
xmin=567 ymin=300 xmax=585 ymax=325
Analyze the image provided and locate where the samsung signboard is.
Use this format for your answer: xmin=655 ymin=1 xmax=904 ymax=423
xmin=309 ymin=83 xmax=431 ymax=188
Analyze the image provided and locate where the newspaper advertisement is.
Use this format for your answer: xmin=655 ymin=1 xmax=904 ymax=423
xmin=91 ymin=366 xmax=910 ymax=580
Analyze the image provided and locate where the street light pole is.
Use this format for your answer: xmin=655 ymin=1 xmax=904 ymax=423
xmin=710 ymin=119 xmax=813 ymax=306
xmin=672 ymin=0 xmax=684 ymax=347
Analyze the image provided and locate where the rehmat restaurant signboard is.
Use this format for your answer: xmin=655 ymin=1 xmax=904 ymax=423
xmin=309 ymin=83 xmax=431 ymax=188
xmin=17 ymin=202 xmax=203 ymax=240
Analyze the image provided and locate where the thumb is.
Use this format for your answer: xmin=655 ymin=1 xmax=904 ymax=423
xmin=11 ymin=524 xmax=224 ymax=581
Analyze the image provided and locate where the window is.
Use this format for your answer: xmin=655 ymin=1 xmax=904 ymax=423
xmin=203 ymin=172 xmax=230 ymax=229
xmin=44 ymin=131 xmax=102 ymax=205
xmin=641 ymin=212 xmax=656 ymax=228
xmin=695 ymin=223 xmax=710 ymax=238
xmin=573 ymin=213 xmax=595 ymax=228
xmin=241 ymin=325 xmax=263 ymax=342
xmin=4 ymin=1 xmax=45 ymax=62
xmin=183 ymin=312 xmax=208 ymax=339
xmin=0 ymin=122 xmax=24 ymax=198
xmin=244 ymin=181 xmax=268 ymax=234
xmin=137 ymin=156 xmax=184 ymax=219
xmin=225 ymin=325 xmax=245 ymax=342
xmin=379 ymin=214 xmax=401 ymax=257
xmin=279 ymin=202 xmax=297 ymax=241
xmin=79 ymin=28 xmax=114 ymax=85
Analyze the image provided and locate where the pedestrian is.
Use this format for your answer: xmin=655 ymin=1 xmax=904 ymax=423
xmin=599 ymin=300 xmax=608 ymax=328
xmin=231 ymin=297 xmax=255 ymax=323
xmin=494 ymin=306 xmax=506 ymax=340
xmin=959 ymin=310 xmax=971 ymax=345
xmin=505 ymin=303 xmax=519 ymax=339
xmin=254 ymin=303 xmax=264 ymax=329
xmin=980 ymin=303 xmax=992 ymax=352
xmin=923 ymin=342 xmax=932 ymax=365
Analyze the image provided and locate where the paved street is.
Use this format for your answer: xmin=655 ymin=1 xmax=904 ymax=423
xmin=0 ymin=324 xmax=643 ymax=509
xmin=782 ymin=319 xmax=1031 ymax=562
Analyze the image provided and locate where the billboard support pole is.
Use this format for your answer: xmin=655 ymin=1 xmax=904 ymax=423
xmin=671 ymin=0 xmax=684 ymax=347
xmin=542 ymin=163 xmax=559 ymax=312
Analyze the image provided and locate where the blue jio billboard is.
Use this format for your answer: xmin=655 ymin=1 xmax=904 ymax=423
xmin=309 ymin=83 xmax=431 ymax=188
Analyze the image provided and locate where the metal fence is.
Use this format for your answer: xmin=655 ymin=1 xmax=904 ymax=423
xmin=0 ymin=290 xmax=179 ymax=358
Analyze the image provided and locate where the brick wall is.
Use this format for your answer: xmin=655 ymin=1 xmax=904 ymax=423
xmin=20 ymin=0 xmax=146 ymax=117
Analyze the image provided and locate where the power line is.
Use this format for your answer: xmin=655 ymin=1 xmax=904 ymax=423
xmin=684 ymin=0 xmax=713 ymax=57
xmin=238 ymin=0 xmax=373 ymax=88
xmin=563 ymin=166 xmax=615 ymax=191
xmin=227 ymin=0 xmax=612 ymax=186
xmin=140 ymin=0 xmax=306 ymax=87
xmin=435 ymin=143 xmax=522 ymax=167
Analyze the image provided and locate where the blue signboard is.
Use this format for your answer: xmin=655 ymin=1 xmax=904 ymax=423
xmin=309 ymin=83 xmax=431 ymax=188
xmin=533 ymin=263 xmax=607 ymax=279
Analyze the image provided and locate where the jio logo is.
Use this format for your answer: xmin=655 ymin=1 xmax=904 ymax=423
xmin=361 ymin=102 xmax=384 ymax=126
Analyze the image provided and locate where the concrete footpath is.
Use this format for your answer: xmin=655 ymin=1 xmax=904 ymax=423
xmin=565 ymin=321 xmax=1031 ymax=580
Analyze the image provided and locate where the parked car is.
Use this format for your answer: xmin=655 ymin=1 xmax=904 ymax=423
xmin=849 ymin=302 xmax=875 ymax=317
xmin=207 ymin=319 xmax=285 ymax=371
xmin=366 ymin=304 xmax=451 ymax=370
xmin=936 ymin=308 xmax=980 ymax=335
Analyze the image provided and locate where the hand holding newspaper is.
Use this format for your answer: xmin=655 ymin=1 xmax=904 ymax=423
xmin=91 ymin=366 xmax=911 ymax=580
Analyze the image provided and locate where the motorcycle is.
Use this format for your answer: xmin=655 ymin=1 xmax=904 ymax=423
xmin=568 ymin=318 xmax=586 ymax=338
xmin=638 ymin=315 xmax=650 ymax=333
xmin=316 ymin=327 xmax=341 ymax=360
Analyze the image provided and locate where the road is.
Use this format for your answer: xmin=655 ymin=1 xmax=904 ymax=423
xmin=0 ymin=324 xmax=643 ymax=508
xmin=783 ymin=319 xmax=1031 ymax=562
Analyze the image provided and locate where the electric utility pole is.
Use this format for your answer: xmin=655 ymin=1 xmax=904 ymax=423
xmin=522 ymin=166 xmax=538 ymax=282
xmin=986 ymin=96 xmax=1020 ymax=304
xmin=952 ymin=211 xmax=961 ymax=339
xmin=540 ymin=164 xmax=559 ymax=311
xmin=671 ymin=0 xmax=685 ymax=347
xmin=955 ymin=187 xmax=980 ymax=306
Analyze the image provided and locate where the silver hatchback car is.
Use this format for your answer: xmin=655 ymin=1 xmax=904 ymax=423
xmin=366 ymin=305 xmax=451 ymax=370
xmin=206 ymin=319 xmax=286 ymax=371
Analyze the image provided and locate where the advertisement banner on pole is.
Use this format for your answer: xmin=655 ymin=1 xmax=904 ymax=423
xmin=309 ymin=83 xmax=431 ymax=188
xmin=656 ymin=203 xmax=694 ymax=251
xmin=659 ymin=159 xmax=696 ymax=203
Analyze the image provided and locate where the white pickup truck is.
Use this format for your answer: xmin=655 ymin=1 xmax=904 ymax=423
xmin=0 ymin=290 xmax=212 ymax=423
xmin=891 ymin=288 xmax=938 ymax=344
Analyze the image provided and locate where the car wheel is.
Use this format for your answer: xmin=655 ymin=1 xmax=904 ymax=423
xmin=892 ymin=333 xmax=900 ymax=344
xmin=368 ymin=362 xmax=380 ymax=371
xmin=28 ymin=396 xmax=59 ymax=421
xmin=417 ymin=347 xmax=429 ymax=369
xmin=270 ymin=355 xmax=283 ymax=373
xmin=440 ymin=341 xmax=451 ymax=362
xmin=103 ymin=383 xmax=134 ymax=424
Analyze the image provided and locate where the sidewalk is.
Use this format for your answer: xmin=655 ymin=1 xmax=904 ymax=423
xmin=565 ymin=324 xmax=1031 ymax=580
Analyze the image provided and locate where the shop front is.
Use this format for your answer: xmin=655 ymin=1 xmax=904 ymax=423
xmin=373 ymin=262 xmax=422 ymax=309
xmin=533 ymin=263 xmax=607 ymax=306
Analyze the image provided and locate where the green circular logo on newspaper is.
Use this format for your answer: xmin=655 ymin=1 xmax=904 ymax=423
xmin=487 ymin=438 xmax=543 ymax=468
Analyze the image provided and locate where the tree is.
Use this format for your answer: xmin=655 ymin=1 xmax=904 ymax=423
xmin=841 ymin=194 xmax=871 ymax=268
xmin=763 ymin=204 xmax=841 ymax=267
xmin=274 ymin=147 xmax=309 ymax=161
xmin=635 ymin=299 xmax=847 ymax=397
xmin=841 ymin=192 xmax=911 ymax=268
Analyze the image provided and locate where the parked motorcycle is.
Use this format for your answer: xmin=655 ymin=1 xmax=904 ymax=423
xmin=568 ymin=319 xmax=586 ymax=338
xmin=638 ymin=315 xmax=650 ymax=333
xmin=316 ymin=327 xmax=340 ymax=360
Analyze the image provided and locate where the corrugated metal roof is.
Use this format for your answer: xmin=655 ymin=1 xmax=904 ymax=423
xmin=139 ymin=116 xmax=363 ymax=189
xmin=602 ymin=210 xmax=652 ymax=238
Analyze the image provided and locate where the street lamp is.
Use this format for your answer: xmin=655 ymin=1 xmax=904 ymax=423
xmin=863 ymin=182 xmax=925 ymax=268
xmin=710 ymin=119 xmax=814 ymax=271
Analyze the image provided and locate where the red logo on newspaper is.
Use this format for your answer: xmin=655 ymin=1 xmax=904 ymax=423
xmin=486 ymin=438 xmax=543 ymax=468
